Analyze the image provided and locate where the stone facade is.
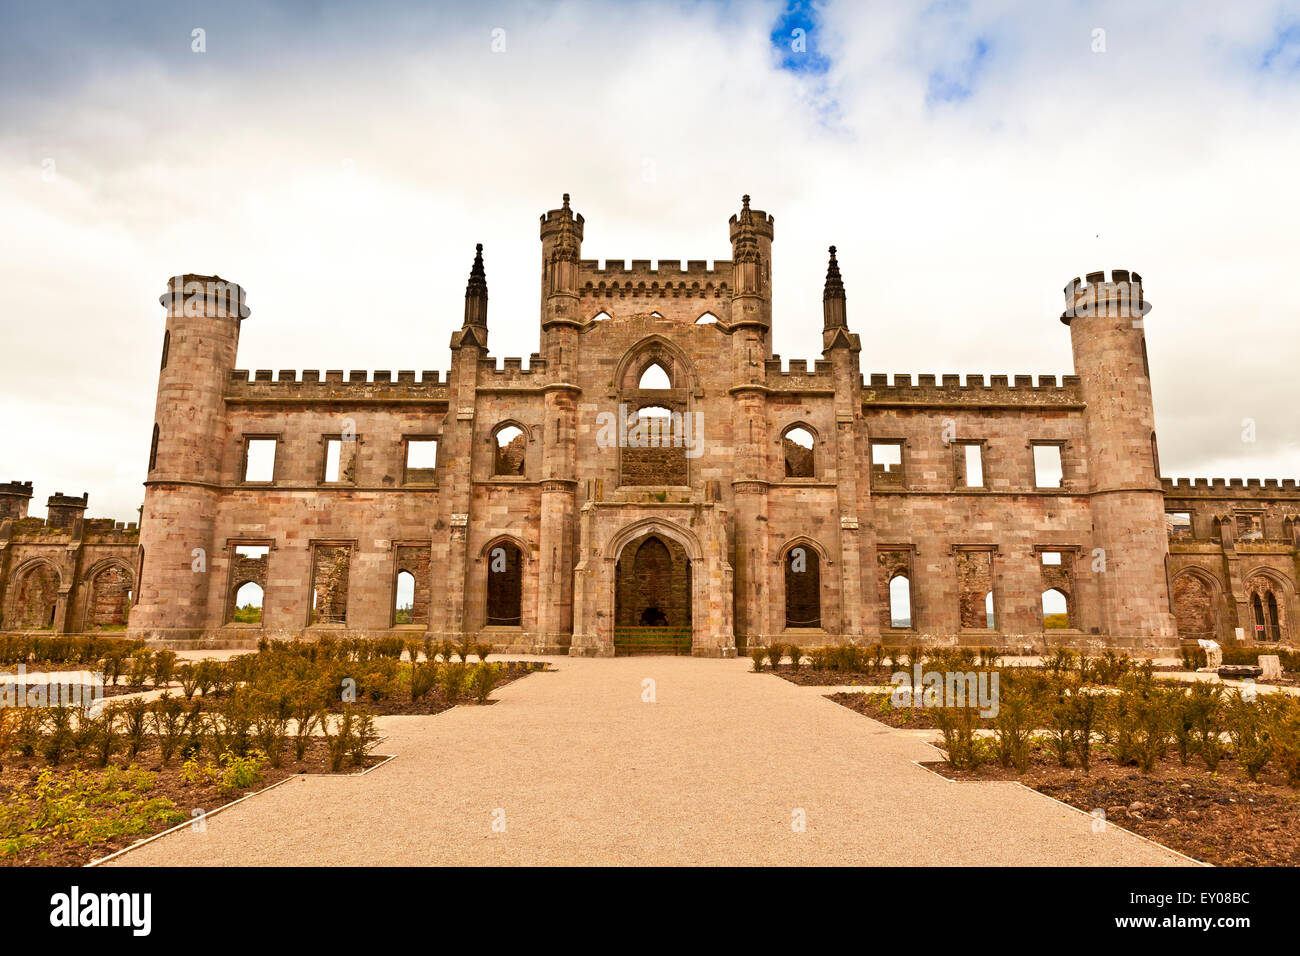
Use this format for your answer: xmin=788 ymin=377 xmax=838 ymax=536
xmin=0 ymin=482 xmax=141 ymax=633
xmin=106 ymin=195 xmax=1294 ymax=655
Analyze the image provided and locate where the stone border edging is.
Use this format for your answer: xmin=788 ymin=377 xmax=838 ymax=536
xmin=85 ymin=751 xmax=397 ymax=867
xmin=910 ymin=742 xmax=1208 ymax=867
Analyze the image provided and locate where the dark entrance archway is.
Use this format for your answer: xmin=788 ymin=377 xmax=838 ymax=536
xmin=614 ymin=533 xmax=692 ymax=654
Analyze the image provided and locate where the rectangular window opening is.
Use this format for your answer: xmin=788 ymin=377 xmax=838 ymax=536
xmin=962 ymin=443 xmax=984 ymax=488
xmin=1032 ymin=443 xmax=1063 ymax=488
xmin=405 ymin=438 xmax=438 ymax=483
xmin=325 ymin=439 xmax=342 ymax=482
xmin=870 ymin=441 xmax=905 ymax=489
xmin=244 ymin=439 xmax=277 ymax=482
xmin=1165 ymin=512 xmax=1192 ymax=539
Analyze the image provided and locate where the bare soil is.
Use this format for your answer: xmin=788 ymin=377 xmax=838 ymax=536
xmin=926 ymin=748 xmax=1300 ymax=867
xmin=828 ymin=690 xmax=999 ymax=729
xmin=770 ymin=668 xmax=893 ymax=687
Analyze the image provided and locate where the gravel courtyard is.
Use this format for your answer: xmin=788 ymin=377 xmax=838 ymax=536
xmin=106 ymin=655 xmax=1194 ymax=866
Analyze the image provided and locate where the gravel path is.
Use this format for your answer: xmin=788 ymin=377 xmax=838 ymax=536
xmin=107 ymin=656 xmax=1193 ymax=866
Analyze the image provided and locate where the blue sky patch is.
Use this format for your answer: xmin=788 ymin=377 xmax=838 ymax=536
xmin=1260 ymin=23 xmax=1300 ymax=73
xmin=771 ymin=1 xmax=831 ymax=75
xmin=926 ymin=35 xmax=991 ymax=105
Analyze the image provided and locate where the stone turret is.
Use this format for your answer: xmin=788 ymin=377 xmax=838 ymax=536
xmin=0 ymin=480 xmax=33 ymax=521
xmin=45 ymin=492 xmax=88 ymax=531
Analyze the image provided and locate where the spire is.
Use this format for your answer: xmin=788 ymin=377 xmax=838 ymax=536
xmin=823 ymin=245 xmax=847 ymax=330
xmin=463 ymin=243 xmax=487 ymax=328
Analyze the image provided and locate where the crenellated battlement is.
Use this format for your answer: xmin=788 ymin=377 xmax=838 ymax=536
xmin=861 ymin=373 xmax=1084 ymax=407
xmin=226 ymin=369 xmax=450 ymax=402
xmin=478 ymin=355 xmax=549 ymax=382
xmin=0 ymin=480 xmax=33 ymax=497
xmin=763 ymin=356 xmax=836 ymax=384
xmin=578 ymin=260 xmax=733 ymax=298
xmin=1060 ymin=268 xmax=1149 ymax=324
xmin=1162 ymin=477 xmax=1300 ymax=496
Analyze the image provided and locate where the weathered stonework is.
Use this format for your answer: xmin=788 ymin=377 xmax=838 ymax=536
xmin=0 ymin=484 xmax=141 ymax=633
xmin=98 ymin=196 xmax=1294 ymax=655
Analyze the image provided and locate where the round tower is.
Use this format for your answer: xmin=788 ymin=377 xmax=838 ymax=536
xmin=1062 ymin=269 xmax=1176 ymax=646
xmin=130 ymin=274 xmax=248 ymax=640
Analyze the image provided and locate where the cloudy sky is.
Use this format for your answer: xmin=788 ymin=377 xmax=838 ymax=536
xmin=2 ymin=0 xmax=1298 ymax=520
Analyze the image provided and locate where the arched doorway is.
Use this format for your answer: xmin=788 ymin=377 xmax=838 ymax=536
xmin=1172 ymin=570 xmax=1219 ymax=642
xmin=85 ymin=562 xmax=133 ymax=629
xmin=5 ymin=562 xmax=59 ymax=630
xmin=614 ymin=533 xmax=692 ymax=655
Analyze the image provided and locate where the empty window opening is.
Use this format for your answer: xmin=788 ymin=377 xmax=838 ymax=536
xmin=310 ymin=545 xmax=351 ymax=625
xmin=695 ymin=311 xmax=718 ymax=325
xmin=485 ymin=541 xmax=523 ymax=626
xmin=638 ymin=362 xmax=672 ymax=389
xmin=960 ymin=444 xmax=984 ymax=487
xmin=783 ymin=428 xmax=815 ymax=478
xmin=394 ymin=571 xmax=415 ymax=624
xmin=324 ymin=437 xmax=358 ymax=483
xmin=234 ymin=582 xmax=264 ymax=624
xmin=149 ymin=424 xmax=160 ymax=472
xmin=405 ymin=438 xmax=438 ymax=483
xmin=1032 ymin=444 xmax=1063 ymax=488
xmin=1042 ymin=588 xmax=1069 ymax=629
xmin=889 ymin=574 xmax=912 ymax=628
xmin=229 ymin=546 xmax=269 ymax=625
xmin=1165 ymin=512 xmax=1192 ymax=539
xmin=650 ymin=311 xmax=664 ymax=318
xmin=871 ymin=441 xmax=905 ymax=489
xmin=1041 ymin=551 xmax=1062 ymax=565
xmin=244 ymin=439 xmax=277 ymax=482
xmin=984 ymin=591 xmax=995 ymax=629
xmin=1236 ymin=512 xmax=1264 ymax=542
xmin=591 ymin=310 xmax=611 ymax=322
xmin=394 ymin=545 xmax=432 ymax=625
xmin=1267 ymin=593 xmax=1282 ymax=642
xmin=621 ymin=406 xmax=688 ymax=486
xmin=160 ymin=330 xmax=170 ymax=370
xmin=493 ymin=425 xmax=526 ymax=476
xmin=957 ymin=549 xmax=994 ymax=629
xmin=784 ymin=546 xmax=821 ymax=628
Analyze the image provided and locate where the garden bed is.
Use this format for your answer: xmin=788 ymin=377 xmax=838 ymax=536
xmin=774 ymin=669 xmax=894 ymax=687
xmin=0 ymin=739 xmax=384 ymax=868
xmin=337 ymin=661 xmax=547 ymax=715
xmin=923 ymin=746 xmax=1300 ymax=867
xmin=828 ymin=690 xmax=998 ymax=729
